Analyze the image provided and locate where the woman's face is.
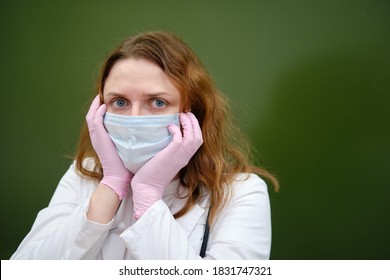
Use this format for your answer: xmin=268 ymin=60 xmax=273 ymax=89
xmin=103 ymin=58 xmax=181 ymax=115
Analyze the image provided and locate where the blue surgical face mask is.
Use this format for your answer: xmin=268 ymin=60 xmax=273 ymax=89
xmin=103 ymin=112 xmax=180 ymax=174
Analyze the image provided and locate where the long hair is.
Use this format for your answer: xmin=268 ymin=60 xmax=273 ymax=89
xmin=75 ymin=31 xmax=279 ymax=224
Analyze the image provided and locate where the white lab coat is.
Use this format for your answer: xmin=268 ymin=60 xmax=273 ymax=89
xmin=11 ymin=159 xmax=272 ymax=260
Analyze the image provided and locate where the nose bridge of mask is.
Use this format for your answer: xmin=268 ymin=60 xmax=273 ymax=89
xmin=103 ymin=112 xmax=180 ymax=144
xmin=103 ymin=112 xmax=180 ymax=127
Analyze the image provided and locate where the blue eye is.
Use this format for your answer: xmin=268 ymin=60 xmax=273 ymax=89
xmin=152 ymin=99 xmax=167 ymax=108
xmin=114 ymin=99 xmax=127 ymax=108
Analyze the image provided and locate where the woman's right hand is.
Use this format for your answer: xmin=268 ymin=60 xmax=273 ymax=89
xmin=86 ymin=95 xmax=132 ymax=200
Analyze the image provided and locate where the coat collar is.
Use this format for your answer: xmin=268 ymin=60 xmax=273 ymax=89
xmin=162 ymin=179 xmax=210 ymax=237
xmin=175 ymin=203 xmax=206 ymax=237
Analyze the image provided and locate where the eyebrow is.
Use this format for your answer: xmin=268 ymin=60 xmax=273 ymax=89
xmin=144 ymin=92 xmax=172 ymax=98
xmin=104 ymin=92 xmax=172 ymax=98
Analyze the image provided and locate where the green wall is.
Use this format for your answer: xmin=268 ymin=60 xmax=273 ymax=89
xmin=1 ymin=0 xmax=389 ymax=259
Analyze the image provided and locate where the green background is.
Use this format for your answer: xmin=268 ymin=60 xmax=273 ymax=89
xmin=1 ymin=0 xmax=389 ymax=259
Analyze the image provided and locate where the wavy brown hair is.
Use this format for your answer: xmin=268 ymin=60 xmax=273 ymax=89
xmin=75 ymin=31 xmax=279 ymax=224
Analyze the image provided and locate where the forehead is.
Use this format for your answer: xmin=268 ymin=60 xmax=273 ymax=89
xmin=108 ymin=58 xmax=163 ymax=79
xmin=102 ymin=58 xmax=182 ymax=103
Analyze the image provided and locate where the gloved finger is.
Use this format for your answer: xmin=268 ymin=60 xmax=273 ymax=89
xmin=94 ymin=103 xmax=107 ymax=128
xmin=86 ymin=95 xmax=101 ymax=125
xmin=187 ymin=112 xmax=203 ymax=146
xmin=168 ymin=123 xmax=183 ymax=144
xmin=180 ymin=113 xmax=194 ymax=144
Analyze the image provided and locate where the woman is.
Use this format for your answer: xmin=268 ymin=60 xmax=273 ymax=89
xmin=11 ymin=31 xmax=278 ymax=260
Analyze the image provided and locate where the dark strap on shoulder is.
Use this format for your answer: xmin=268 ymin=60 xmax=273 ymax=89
xmin=200 ymin=208 xmax=210 ymax=258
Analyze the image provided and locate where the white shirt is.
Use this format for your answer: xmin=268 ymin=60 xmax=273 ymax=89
xmin=11 ymin=160 xmax=272 ymax=260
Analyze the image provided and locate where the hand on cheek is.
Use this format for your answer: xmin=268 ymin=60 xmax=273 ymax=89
xmin=131 ymin=112 xmax=203 ymax=219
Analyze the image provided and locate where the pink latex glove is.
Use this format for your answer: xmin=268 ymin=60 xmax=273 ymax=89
xmin=131 ymin=112 xmax=203 ymax=219
xmin=86 ymin=95 xmax=133 ymax=200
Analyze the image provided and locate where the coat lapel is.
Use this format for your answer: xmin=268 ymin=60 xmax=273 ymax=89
xmin=175 ymin=203 xmax=207 ymax=237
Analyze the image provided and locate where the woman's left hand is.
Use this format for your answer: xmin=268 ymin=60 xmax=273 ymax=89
xmin=131 ymin=112 xmax=203 ymax=219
